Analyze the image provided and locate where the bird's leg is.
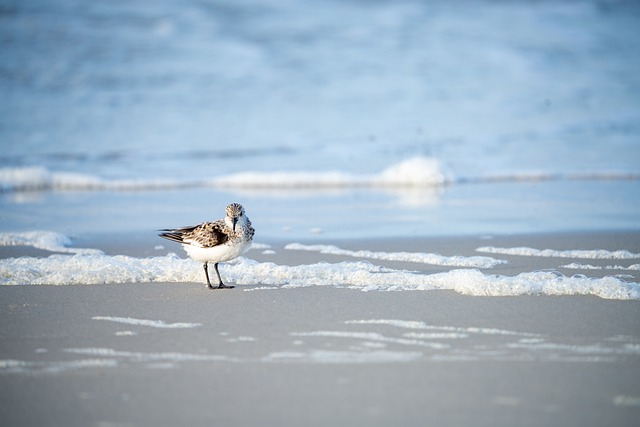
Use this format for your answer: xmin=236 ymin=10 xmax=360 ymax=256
xmin=214 ymin=263 xmax=234 ymax=289
xmin=203 ymin=263 xmax=214 ymax=289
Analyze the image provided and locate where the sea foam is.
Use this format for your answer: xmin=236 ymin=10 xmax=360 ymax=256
xmin=477 ymin=246 xmax=640 ymax=259
xmin=1 ymin=253 xmax=638 ymax=300
xmin=0 ymin=231 xmax=102 ymax=255
xmin=92 ymin=316 xmax=202 ymax=329
xmin=285 ymin=243 xmax=504 ymax=268
xmin=562 ymin=263 xmax=640 ymax=271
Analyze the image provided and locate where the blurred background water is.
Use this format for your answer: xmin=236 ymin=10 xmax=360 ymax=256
xmin=1 ymin=0 xmax=639 ymax=240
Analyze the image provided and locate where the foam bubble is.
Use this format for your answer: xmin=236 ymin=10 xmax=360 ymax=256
xmin=0 ymin=231 xmax=102 ymax=255
xmin=562 ymin=263 xmax=640 ymax=271
xmin=285 ymin=243 xmax=505 ymax=268
xmin=0 ymin=253 xmax=197 ymax=285
xmin=477 ymin=246 xmax=640 ymax=259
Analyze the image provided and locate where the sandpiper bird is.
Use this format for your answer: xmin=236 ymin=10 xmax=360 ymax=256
xmin=159 ymin=203 xmax=254 ymax=289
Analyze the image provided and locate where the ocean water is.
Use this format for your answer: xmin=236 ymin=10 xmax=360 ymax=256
xmin=1 ymin=0 xmax=640 ymax=240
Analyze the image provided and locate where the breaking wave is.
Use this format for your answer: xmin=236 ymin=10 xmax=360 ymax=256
xmin=2 ymin=157 xmax=637 ymax=193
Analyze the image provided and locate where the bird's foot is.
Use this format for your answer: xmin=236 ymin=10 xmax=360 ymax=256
xmin=208 ymin=283 xmax=234 ymax=290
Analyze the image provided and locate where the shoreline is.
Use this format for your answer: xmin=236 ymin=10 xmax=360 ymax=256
xmin=59 ymin=228 xmax=640 ymax=285
xmin=0 ymin=229 xmax=639 ymax=296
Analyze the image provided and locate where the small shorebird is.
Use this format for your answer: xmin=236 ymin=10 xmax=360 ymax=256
xmin=159 ymin=203 xmax=254 ymax=289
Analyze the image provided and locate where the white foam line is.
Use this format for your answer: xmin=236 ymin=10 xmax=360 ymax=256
xmin=64 ymin=347 xmax=227 ymax=362
xmin=506 ymin=341 xmax=640 ymax=356
xmin=92 ymin=316 xmax=202 ymax=329
xmin=613 ymin=395 xmax=640 ymax=407
xmin=0 ymin=231 xmax=102 ymax=255
xmin=403 ymin=332 xmax=469 ymax=339
xmin=291 ymin=331 xmax=449 ymax=349
xmin=476 ymin=246 xmax=640 ymax=259
xmin=1 ymin=348 xmax=236 ymax=374
xmin=263 ymin=350 xmax=423 ymax=364
xmin=345 ymin=319 xmax=543 ymax=337
xmin=285 ymin=243 xmax=505 ymax=268
xmin=0 ymin=358 xmax=118 ymax=374
xmin=345 ymin=319 xmax=430 ymax=329
xmin=562 ymin=263 xmax=640 ymax=271
xmin=249 ymin=243 xmax=272 ymax=250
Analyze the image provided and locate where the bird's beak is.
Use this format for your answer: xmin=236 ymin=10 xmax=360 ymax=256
xmin=233 ymin=217 xmax=238 ymax=232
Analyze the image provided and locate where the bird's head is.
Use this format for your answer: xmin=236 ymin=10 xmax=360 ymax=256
xmin=225 ymin=202 xmax=245 ymax=232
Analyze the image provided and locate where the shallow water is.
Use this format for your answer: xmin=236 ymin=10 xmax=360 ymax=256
xmin=1 ymin=229 xmax=639 ymax=299
xmin=2 ymin=177 xmax=639 ymax=239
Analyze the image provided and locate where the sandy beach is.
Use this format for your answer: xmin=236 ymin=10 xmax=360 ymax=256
xmin=1 ymin=231 xmax=639 ymax=427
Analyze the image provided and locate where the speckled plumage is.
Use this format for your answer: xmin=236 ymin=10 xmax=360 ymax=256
xmin=159 ymin=203 xmax=254 ymax=289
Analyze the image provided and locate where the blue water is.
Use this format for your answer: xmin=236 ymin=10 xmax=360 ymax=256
xmin=1 ymin=0 xmax=640 ymax=239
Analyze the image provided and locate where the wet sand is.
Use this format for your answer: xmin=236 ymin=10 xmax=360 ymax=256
xmin=1 ymin=231 xmax=640 ymax=426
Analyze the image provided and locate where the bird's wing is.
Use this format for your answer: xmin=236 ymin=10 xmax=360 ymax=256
xmin=159 ymin=220 xmax=229 ymax=248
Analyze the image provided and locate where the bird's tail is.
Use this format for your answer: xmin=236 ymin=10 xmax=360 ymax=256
xmin=158 ymin=229 xmax=187 ymax=244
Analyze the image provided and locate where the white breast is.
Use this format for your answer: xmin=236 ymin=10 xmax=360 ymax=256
xmin=183 ymin=240 xmax=252 ymax=263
